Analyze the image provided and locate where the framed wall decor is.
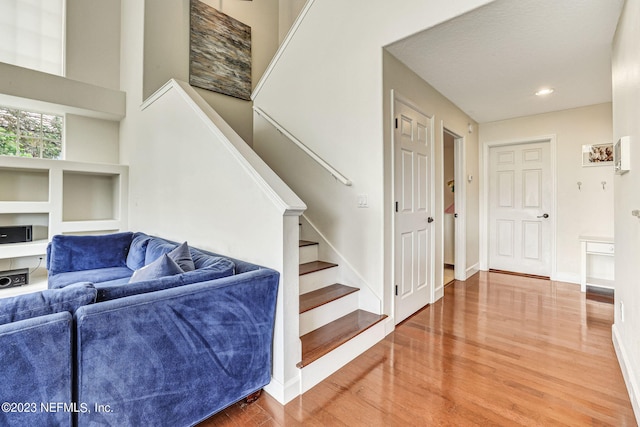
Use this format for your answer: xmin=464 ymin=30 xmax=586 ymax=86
xmin=582 ymin=143 xmax=613 ymax=167
xmin=189 ymin=0 xmax=252 ymax=100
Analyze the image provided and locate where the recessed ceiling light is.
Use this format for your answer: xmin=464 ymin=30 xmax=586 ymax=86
xmin=535 ymin=88 xmax=555 ymax=96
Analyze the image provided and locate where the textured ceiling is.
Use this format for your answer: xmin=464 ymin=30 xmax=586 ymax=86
xmin=385 ymin=0 xmax=624 ymax=123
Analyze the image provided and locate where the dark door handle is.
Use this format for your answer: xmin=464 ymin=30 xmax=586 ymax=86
xmin=454 ymin=213 xmax=458 ymax=218
xmin=537 ymin=213 xmax=549 ymax=219
xmin=427 ymin=217 xmax=434 ymax=223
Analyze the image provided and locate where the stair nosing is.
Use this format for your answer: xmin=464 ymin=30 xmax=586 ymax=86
xmin=297 ymin=310 xmax=388 ymax=368
xmin=299 ymin=283 xmax=359 ymax=314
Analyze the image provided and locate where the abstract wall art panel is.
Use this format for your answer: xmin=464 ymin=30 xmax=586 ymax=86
xmin=189 ymin=0 xmax=252 ymax=100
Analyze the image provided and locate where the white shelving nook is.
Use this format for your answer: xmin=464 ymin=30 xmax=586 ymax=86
xmin=579 ymin=235 xmax=614 ymax=292
xmin=0 ymin=156 xmax=129 ymax=262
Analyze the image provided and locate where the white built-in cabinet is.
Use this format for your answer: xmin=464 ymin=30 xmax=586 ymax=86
xmin=0 ymin=155 xmax=128 ymax=265
xmin=579 ymin=235 xmax=614 ymax=292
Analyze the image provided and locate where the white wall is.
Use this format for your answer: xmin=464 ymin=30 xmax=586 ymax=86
xmin=65 ymin=0 xmax=121 ymax=90
xmin=142 ymin=0 xmax=279 ymax=145
xmin=383 ymin=51 xmax=480 ymax=306
xmin=278 ymin=0 xmax=306 ymax=42
xmin=65 ymin=115 xmax=120 ymax=163
xmin=611 ymin=0 xmax=640 ymax=421
xmin=479 ymin=103 xmax=614 ymax=283
xmin=253 ymin=0 xmax=492 ymax=320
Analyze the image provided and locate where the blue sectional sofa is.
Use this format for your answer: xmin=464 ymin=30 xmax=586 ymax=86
xmin=0 ymin=283 xmax=97 ymax=426
xmin=1 ymin=232 xmax=279 ymax=426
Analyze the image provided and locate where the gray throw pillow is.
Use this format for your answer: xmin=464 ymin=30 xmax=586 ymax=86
xmin=129 ymin=254 xmax=184 ymax=283
xmin=168 ymin=241 xmax=195 ymax=272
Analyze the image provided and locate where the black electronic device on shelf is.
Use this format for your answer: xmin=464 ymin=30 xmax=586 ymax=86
xmin=0 ymin=268 xmax=29 ymax=288
xmin=0 ymin=225 xmax=32 ymax=244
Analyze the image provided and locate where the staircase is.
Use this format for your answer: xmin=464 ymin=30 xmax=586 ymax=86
xmin=297 ymin=239 xmax=387 ymax=392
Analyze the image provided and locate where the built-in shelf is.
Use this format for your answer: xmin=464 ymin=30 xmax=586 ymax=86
xmin=0 ymin=156 xmax=128 ymax=262
xmin=0 ymin=240 xmax=49 ymax=259
xmin=579 ymin=235 xmax=614 ymax=293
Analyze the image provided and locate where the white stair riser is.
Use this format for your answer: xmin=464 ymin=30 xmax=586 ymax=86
xmin=300 ymin=268 xmax=338 ymax=294
xmin=299 ymin=292 xmax=359 ymax=336
xmin=299 ymin=244 xmax=319 ymax=265
xmin=299 ymin=319 xmax=389 ymax=394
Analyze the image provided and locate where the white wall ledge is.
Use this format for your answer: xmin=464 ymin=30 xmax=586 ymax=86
xmin=0 ymin=62 xmax=125 ymax=121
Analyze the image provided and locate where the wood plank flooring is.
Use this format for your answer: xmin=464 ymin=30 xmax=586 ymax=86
xmin=199 ymin=271 xmax=636 ymax=426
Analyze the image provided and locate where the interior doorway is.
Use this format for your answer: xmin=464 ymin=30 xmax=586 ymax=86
xmin=443 ymin=131 xmax=455 ymax=286
xmin=442 ymin=127 xmax=466 ymax=283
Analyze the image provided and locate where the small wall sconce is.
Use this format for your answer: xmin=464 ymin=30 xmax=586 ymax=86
xmin=601 ymin=181 xmax=607 ymax=190
xmin=577 ymin=181 xmax=582 ymax=190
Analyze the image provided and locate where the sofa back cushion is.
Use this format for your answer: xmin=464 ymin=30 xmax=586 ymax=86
xmin=144 ymin=239 xmax=177 ymax=266
xmin=0 ymin=282 xmax=97 ymax=326
xmin=48 ymin=232 xmax=133 ymax=275
xmin=126 ymin=232 xmax=152 ymax=270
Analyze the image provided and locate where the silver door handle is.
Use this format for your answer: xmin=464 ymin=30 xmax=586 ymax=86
xmin=537 ymin=213 xmax=549 ymax=219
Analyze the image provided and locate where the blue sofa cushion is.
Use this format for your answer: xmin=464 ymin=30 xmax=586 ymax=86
xmin=48 ymin=232 xmax=133 ymax=275
xmin=168 ymin=241 xmax=195 ymax=272
xmin=48 ymin=266 xmax=133 ymax=289
xmin=144 ymin=239 xmax=178 ymax=265
xmin=0 ymin=283 xmax=97 ymax=326
xmin=126 ymin=232 xmax=152 ymax=270
xmin=130 ymin=254 xmax=184 ymax=283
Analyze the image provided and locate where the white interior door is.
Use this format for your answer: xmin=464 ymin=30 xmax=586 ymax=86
xmin=394 ymin=98 xmax=433 ymax=323
xmin=489 ymin=141 xmax=552 ymax=277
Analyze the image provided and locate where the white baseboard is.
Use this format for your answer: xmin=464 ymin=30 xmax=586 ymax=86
xmin=552 ymin=271 xmax=580 ymax=285
xmin=465 ymin=263 xmax=479 ymax=279
xmin=612 ymin=324 xmax=640 ymax=424
xmin=263 ymin=375 xmax=300 ymax=405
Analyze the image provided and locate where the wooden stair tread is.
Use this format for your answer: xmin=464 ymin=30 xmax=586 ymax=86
xmin=297 ymin=310 xmax=387 ymax=368
xmin=299 ymin=261 xmax=338 ymax=276
xmin=299 ymin=284 xmax=359 ymax=314
xmin=299 ymin=240 xmax=318 ymax=247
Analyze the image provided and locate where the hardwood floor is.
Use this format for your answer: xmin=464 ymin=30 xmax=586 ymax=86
xmin=199 ymin=272 xmax=636 ymax=426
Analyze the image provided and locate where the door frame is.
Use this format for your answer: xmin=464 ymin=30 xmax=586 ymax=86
xmin=391 ymin=90 xmax=435 ymax=323
xmin=442 ymin=126 xmax=467 ymax=281
xmin=480 ymin=135 xmax=558 ymax=279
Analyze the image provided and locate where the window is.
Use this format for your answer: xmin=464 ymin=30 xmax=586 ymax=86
xmin=0 ymin=0 xmax=65 ymax=76
xmin=0 ymin=107 xmax=63 ymax=159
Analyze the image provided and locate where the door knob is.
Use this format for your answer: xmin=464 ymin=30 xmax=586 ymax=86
xmin=537 ymin=213 xmax=549 ymax=219
xmin=427 ymin=217 xmax=434 ymax=223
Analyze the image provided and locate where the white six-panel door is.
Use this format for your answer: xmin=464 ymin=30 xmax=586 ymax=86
xmin=489 ymin=141 xmax=552 ymax=277
xmin=394 ymin=98 xmax=434 ymax=323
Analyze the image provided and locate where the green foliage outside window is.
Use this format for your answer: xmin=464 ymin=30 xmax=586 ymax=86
xmin=0 ymin=107 xmax=63 ymax=159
